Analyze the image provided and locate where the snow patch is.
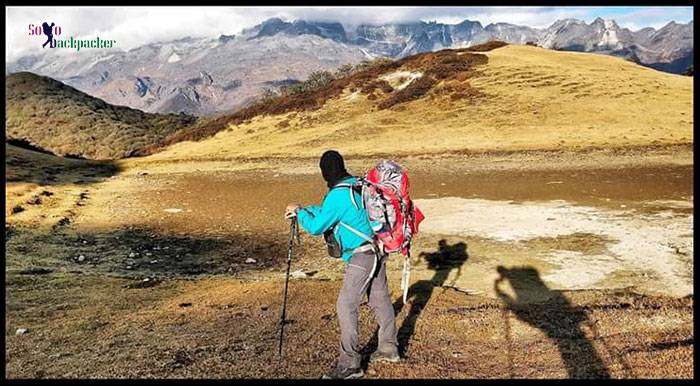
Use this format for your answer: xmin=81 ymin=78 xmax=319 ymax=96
xmin=598 ymin=20 xmax=622 ymax=49
xmin=359 ymin=48 xmax=375 ymax=60
xmin=167 ymin=52 xmax=181 ymax=63
xmin=379 ymin=70 xmax=423 ymax=90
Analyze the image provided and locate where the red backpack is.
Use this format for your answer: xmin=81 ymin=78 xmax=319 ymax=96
xmin=362 ymin=160 xmax=424 ymax=256
xmin=350 ymin=160 xmax=425 ymax=303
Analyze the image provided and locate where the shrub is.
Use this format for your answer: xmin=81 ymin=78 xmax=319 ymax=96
xmin=361 ymin=80 xmax=394 ymax=95
xmin=306 ymin=71 xmax=335 ymax=90
xmin=377 ymin=76 xmax=436 ymax=110
xmin=335 ymin=63 xmax=355 ymax=78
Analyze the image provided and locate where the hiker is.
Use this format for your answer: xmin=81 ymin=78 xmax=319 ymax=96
xmin=42 ymin=22 xmax=55 ymax=48
xmin=284 ymin=150 xmax=400 ymax=379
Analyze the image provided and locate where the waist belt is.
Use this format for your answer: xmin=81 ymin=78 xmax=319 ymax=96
xmin=353 ymin=243 xmax=376 ymax=254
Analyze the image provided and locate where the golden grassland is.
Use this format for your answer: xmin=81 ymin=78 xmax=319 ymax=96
xmin=140 ymin=45 xmax=693 ymax=163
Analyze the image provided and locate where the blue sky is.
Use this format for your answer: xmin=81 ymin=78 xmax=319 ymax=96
xmin=5 ymin=6 xmax=694 ymax=62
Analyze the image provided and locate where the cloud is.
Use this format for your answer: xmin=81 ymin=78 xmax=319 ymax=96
xmin=5 ymin=6 xmax=693 ymax=62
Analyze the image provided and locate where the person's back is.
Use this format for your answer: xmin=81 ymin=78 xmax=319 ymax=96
xmin=297 ymin=175 xmax=373 ymax=262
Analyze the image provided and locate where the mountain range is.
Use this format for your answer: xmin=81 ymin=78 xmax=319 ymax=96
xmin=6 ymin=17 xmax=693 ymax=116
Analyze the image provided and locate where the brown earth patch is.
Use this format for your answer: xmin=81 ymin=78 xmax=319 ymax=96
xmin=461 ymin=40 xmax=509 ymax=52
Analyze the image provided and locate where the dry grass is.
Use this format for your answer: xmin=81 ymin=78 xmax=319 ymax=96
xmin=141 ymin=43 xmax=502 ymax=155
xmin=4 ymin=266 xmax=693 ymax=378
xmin=5 ymin=72 xmax=196 ymax=160
xmin=139 ymin=44 xmax=692 ymax=162
xmin=4 ymin=141 xmax=693 ymax=379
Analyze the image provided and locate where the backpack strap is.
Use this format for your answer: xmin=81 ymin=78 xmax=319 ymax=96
xmin=338 ymin=221 xmax=374 ymax=244
xmin=333 ymin=183 xmax=363 ymax=210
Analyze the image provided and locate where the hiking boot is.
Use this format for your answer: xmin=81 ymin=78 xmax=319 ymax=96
xmin=321 ymin=366 xmax=364 ymax=379
xmin=369 ymin=349 xmax=401 ymax=364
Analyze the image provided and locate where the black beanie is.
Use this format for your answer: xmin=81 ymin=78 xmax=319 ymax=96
xmin=319 ymin=150 xmax=351 ymax=189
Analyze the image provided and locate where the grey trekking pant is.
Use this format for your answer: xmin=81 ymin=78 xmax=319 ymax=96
xmin=337 ymin=249 xmax=398 ymax=369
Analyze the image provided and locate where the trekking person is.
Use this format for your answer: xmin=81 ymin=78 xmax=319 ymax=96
xmin=284 ymin=150 xmax=400 ymax=379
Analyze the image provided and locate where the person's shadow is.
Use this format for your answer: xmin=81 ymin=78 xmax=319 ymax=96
xmin=494 ymin=265 xmax=611 ymax=379
xmin=360 ymin=239 xmax=469 ymax=369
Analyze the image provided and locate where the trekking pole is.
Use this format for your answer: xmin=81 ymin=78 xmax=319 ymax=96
xmin=278 ymin=216 xmax=299 ymax=359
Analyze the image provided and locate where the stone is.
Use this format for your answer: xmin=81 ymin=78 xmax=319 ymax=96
xmin=77 ymin=255 xmax=86 ymax=262
xmin=15 ymin=328 xmax=29 ymax=335
xmin=291 ymin=270 xmax=309 ymax=279
xmin=245 ymin=258 xmax=257 ymax=264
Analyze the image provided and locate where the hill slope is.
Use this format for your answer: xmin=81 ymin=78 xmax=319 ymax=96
xmin=5 ymin=72 xmax=197 ymax=160
xmin=142 ymin=44 xmax=693 ymax=162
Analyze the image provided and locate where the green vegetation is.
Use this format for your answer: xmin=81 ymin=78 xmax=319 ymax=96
xmin=5 ymin=72 xmax=197 ymax=160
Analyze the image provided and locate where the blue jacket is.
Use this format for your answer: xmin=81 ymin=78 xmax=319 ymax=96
xmin=297 ymin=176 xmax=374 ymax=262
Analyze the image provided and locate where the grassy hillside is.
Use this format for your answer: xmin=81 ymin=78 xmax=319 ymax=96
xmin=5 ymin=72 xmax=197 ymax=160
xmin=141 ymin=43 xmax=693 ymax=162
